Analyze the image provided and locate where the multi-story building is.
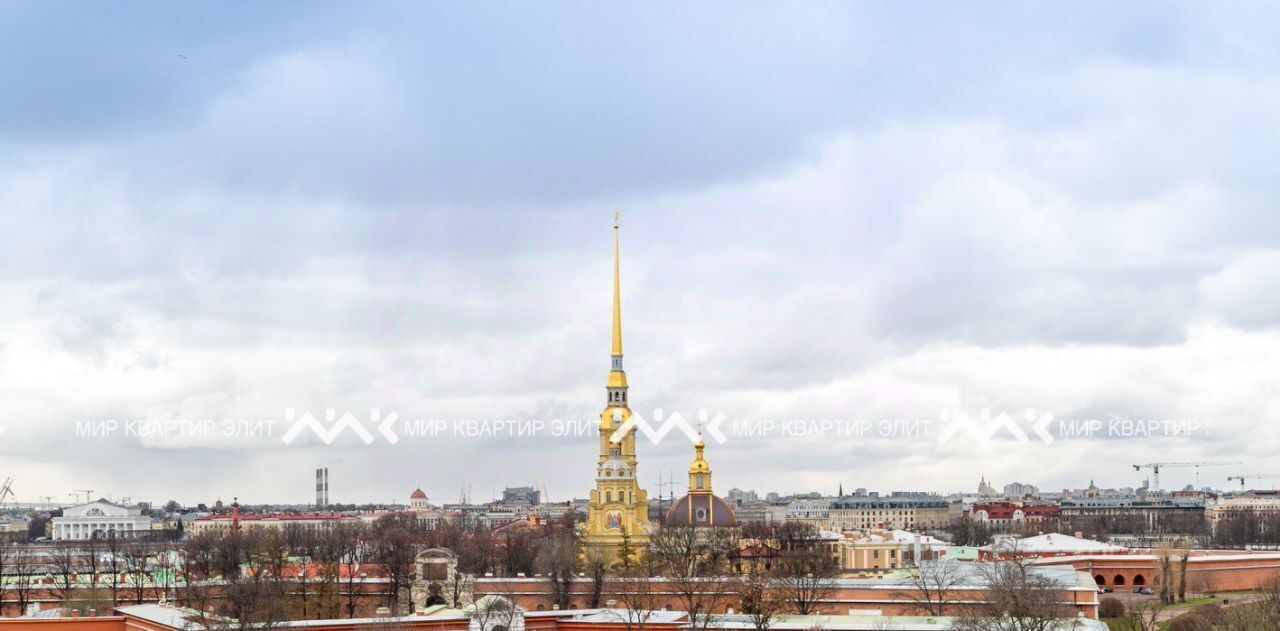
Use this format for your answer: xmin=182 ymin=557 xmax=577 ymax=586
xmin=502 ymin=486 xmax=541 ymax=506
xmin=528 ymin=501 xmax=575 ymax=522
xmin=1059 ymin=496 xmax=1207 ymax=534
xmin=734 ymin=501 xmax=788 ymax=525
xmin=827 ymin=492 xmax=949 ymax=532
xmin=189 ymin=512 xmax=360 ymax=535
xmin=832 ymin=531 xmax=905 ymax=574
xmin=52 ymin=499 xmax=153 ymax=540
xmin=1003 ymin=482 xmax=1040 ymax=498
xmin=970 ymin=501 xmax=1060 ymax=530
xmin=785 ymin=497 xmax=831 ymax=523
xmin=1208 ymin=492 xmax=1280 ymax=529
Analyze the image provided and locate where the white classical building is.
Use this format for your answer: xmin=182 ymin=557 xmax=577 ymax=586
xmin=52 ymin=499 xmax=153 ymax=540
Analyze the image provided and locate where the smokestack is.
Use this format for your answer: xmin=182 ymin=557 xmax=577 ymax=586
xmin=914 ymin=534 xmax=922 ymax=566
xmin=316 ymin=467 xmax=329 ymax=507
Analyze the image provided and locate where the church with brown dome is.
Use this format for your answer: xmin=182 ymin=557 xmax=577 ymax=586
xmin=664 ymin=436 xmax=736 ymax=527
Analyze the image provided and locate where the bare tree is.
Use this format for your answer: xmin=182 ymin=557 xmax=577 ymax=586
xmin=649 ymin=525 xmax=739 ymax=630
xmin=604 ymin=569 xmax=667 ymax=631
xmin=335 ymin=522 xmax=370 ymax=617
xmin=123 ymin=540 xmax=152 ymax=604
xmin=1107 ymin=598 xmax=1166 ymax=631
xmin=284 ymin=525 xmax=320 ymax=618
xmin=583 ymin=546 xmax=613 ymax=609
xmin=370 ymin=513 xmax=420 ymax=613
xmin=894 ymin=561 xmax=967 ymax=616
xmin=952 ymin=554 xmax=1072 ymax=631
xmin=221 ymin=573 xmax=291 ymax=631
xmin=468 ymin=586 xmax=521 ymax=631
xmin=739 ymin=565 xmax=784 ymax=631
xmin=103 ymin=533 xmax=127 ymax=605
xmin=1152 ymin=539 xmax=1189 ymax=605
xmin=50 ymin=541 xmax=82 ymax=606
xmin=0 ymin=538 xmax=9 ymax=617
xmin=10 ymin=544 xmax=39 ymax=616
xmin=534 ymin=531 xmax=578 ymax=611
xmin=772 ymin=531 xmax=837 ymax=615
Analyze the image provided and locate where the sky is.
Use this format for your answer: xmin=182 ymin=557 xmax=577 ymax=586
xmin=2 ymin=2 xmax=1280 ymax=506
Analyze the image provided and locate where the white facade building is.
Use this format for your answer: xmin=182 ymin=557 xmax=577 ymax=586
xmin=786 ymin=498 xmax=831 ymax=521
xmin=53 ymin=499 xmax=152 ymax=540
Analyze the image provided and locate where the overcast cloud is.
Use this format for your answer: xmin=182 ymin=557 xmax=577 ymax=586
xmin=2 ymin=2 xmax=1280 ymax=506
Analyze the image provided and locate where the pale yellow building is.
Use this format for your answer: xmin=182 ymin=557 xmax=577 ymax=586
xmin=835 ymin=531 xmax=905 ymax=574
xmin=189 ymin=512 xmax=360 ymax=535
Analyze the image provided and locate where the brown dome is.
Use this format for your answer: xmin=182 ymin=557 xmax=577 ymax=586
xmin=410 ymin=488 xmax=427 ymax=500
xmin=665 ymin=493 xmax=736 ymax=526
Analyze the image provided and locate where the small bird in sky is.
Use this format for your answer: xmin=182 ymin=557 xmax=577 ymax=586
xmin=178 ymin=54 xmax=188 ymax=60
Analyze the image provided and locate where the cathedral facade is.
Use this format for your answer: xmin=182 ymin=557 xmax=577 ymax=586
xmin=581 ymin=216 xmax=651 ymax=564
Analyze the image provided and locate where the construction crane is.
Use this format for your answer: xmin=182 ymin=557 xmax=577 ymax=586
xmin=75 ymin=489 xmax=96 ymax=504
xmin=0 ymin=478 xmax=14 ymax=508
xmin=1227 ymin=475 xmax=1280 ymax=490
xmin=1133 ymin=461 xmax=1241 ymax=491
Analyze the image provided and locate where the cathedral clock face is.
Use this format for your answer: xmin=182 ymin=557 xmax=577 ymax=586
xmin=606 ymin=510 xmax=623 ymax=530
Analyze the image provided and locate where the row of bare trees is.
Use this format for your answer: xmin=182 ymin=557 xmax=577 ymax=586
xmin=895 ymin=550 xmax=1079 ymax=631
xmin=1212 ymin=509 xmax=1280 ymax=548
xmin=0 ymin=535 xmax=166 ymax=616
xmin=579 ymin=523 xmax=842 ymax=631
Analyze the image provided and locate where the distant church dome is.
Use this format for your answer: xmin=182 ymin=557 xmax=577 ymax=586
xmin=410 ymin=488 xmax=428 ymax=500
xmin=664 ymin=437 xmax=736 ymax=527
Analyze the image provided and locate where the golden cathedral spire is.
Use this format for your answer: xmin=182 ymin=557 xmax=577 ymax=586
xmin=605 ymin=212 xmax=628 ymax=395
xmin=584 ymin=212 xmax=650 ymax=566
xmin=612 ymin=211 xmax=623 ymax=358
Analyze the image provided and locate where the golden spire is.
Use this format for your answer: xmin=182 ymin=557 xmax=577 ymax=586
xmin=605 ymin=213 xmax=628 ymax=395
xmin=612 ymin=211 xmax=623 ymax=358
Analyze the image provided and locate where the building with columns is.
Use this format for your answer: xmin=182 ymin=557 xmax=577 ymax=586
xmin=52 ymin=499 xmax=152 ymax=540
xmin=581 ymin=216 xmax=651 ymax=563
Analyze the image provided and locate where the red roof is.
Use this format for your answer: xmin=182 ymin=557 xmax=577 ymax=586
xmin=973 ymin=502 xmax=1060 ymax=519
xmin=410 ymin=488 xmax=428 ymax=500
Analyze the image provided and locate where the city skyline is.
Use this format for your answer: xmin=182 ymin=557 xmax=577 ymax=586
xmin=3 ymin=2 xmax=1280 ymax=504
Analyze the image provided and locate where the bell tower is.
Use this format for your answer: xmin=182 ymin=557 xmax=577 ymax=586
xmin=583 ymin=213 xmax=650 ymax=564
